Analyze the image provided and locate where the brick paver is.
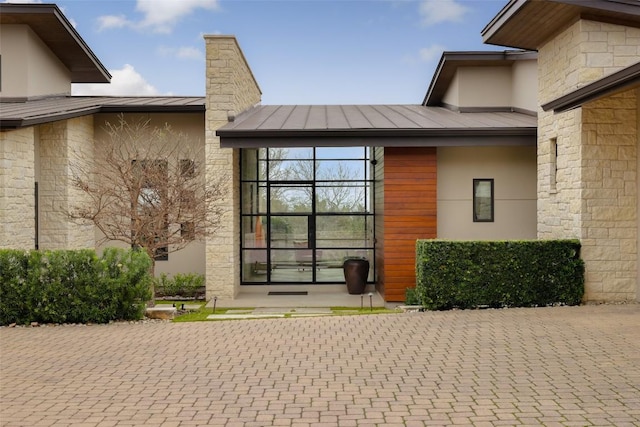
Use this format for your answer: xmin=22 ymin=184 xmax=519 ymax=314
xmin=1 ymin=304 xmax=639 ymax=426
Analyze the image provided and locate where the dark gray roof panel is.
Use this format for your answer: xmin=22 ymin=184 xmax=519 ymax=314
xmin=0 ymin=96 xmax=205 ymax=129
xmin=219 ymin=104 xmax=536 ymax=135
xmin=218 ymin=104 xmax=537 ymax=147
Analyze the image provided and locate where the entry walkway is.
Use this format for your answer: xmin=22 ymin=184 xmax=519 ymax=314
xmin=206 ymin=284 xmax=386 ymax=309
xmin=1 ymin=304 xmax=639 ymax=426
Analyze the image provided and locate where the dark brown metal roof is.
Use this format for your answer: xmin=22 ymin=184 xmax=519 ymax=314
xmin=542 ymin=61 xmax=640 ymax=112
xmin=482 ymin=0 xmax=640 ymax=51
xmin=0 ymin=3 xmax=110 ymax=83
xmin=217 ymin=105 xmax=537 ymax=148
xmin=423 ymin=50 xmax=537 ymax=107
xmin=0 ymin=96 xmax=205 ymax=129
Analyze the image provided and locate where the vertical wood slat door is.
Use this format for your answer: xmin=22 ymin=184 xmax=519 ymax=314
xmin=382 ymin=147 xmax=437 ymax=301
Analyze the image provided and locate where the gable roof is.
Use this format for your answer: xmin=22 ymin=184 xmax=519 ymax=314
xmin=482 ymin=0 xmax=640 ymax=51
xmin=216 ymin=104 xmax=536 ymax=148
xmin=0 ymin=3 xmax=110 ymax=83
xmin=542 ymin=61 xmax=640 ymax=112
xmin=0 ymin=96 xmax=205 ymax=129
xmin=423 ymin=50 xmax=537 ymax=107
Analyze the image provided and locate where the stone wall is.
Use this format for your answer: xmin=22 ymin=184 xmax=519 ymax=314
xmin=204 ymin=36 xmax=261 ymax=299
xmin=538 ymin=20 xmax=640 ymax=301
xmin=0 ymin=127 xmax=36 ymax=249
xmin=38 ymin=116 xmax=95 ymax=250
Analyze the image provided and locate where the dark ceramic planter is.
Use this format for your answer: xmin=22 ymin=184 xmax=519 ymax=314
xmin=343 ymin=258 xmax=370 ymax=295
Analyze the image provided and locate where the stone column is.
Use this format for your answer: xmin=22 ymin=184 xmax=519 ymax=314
xmin=204 ymin=36 xmax=261 ymax=299
xmin=0 ymin=127 xmax=36 ymax=249
xmin=38 ymin=116 xmax=95 ymax=250
xmin=537 ymin=20 xmax=640 ymax=301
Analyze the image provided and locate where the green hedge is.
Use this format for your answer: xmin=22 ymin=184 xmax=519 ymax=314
xmin=416 ymin=240 xmax=584 ymax=310
xmin=155 ymin=273 xmax=205 ymax=298
xmin=0 ymin=248 xmax=152 ymax=325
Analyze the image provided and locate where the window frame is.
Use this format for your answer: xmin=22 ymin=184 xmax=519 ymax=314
xmin=473 ymin=178 xmax=494 ymax=223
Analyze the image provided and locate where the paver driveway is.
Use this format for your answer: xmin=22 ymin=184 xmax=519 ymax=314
xmin=1 ymin=304 xmax=639 ymax=426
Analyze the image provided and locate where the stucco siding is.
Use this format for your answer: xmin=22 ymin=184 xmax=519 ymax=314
xmin=437 ymin=146 xmax=537 ymax=240
xmin=0 ymin=25 xmax=71 ymax=99
xmin=93 ymin=112 xmax=207 ymax=277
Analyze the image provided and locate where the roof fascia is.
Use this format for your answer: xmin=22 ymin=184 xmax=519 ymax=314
xmin=480 ymin=0 xmax=528 ymax=43
xmin=0 ymin=99 xmax=205 ymax=130
xmin=482 ymin=0 xmax=640 ymax=49
xmin=542 ymin=61 xmax=640 ymax=112
xmin=219 ymin=133 xmax=536 ymax=148
xmin=216 ymin=127 xmax=536 ymax=139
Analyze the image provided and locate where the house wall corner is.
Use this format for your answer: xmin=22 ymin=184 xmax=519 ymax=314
xmin=538 ymin=19 xmax=640 ymax=302
xmin=204 ymin=35 xmax=261 ymax=300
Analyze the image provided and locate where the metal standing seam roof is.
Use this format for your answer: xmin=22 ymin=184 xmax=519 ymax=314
xmin=0 ymin=96 xmax=205 ymax=129
xmin=216 ymin=104 xmax=537 ymax=147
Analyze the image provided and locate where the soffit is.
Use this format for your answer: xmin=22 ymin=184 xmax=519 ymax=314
xmin=0 ymin=4 xmax=110 ymax=83
xmin=0 ymin=96 xmax=205 ymax=129
xmin=482 ymin=0 xmax=640 ymax=50
xmin=216 ymin=104 xmax=537 ymax=147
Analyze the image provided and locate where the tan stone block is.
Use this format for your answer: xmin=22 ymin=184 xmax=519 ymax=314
xmin=604 ymin=277 xmax=636 ymax=293
xmin=582 ymin=244 xmax=620 ymax=261
xmin=579 ymin=67 xmax=604 ymax=84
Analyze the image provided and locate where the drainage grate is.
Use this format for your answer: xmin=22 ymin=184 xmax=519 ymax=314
xmin=268 ymin=291 xmax=308 ymax=296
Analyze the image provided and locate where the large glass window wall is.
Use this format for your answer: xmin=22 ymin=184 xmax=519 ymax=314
xmin=241 ymin=147 xmax=374 ymax=284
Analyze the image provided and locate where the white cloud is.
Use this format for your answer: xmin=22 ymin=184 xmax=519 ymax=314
xmin=419 ymin=44 xmax=446 ymax=62
xmin=97 ymin=0 xmax=219 ymax=34
xmin=71 ymin=64 xmax=161 ymax=96
xmin=419 ymin=0 xmax=469 ymax=26
xmin=157 ymin=45 xmax=204 ymax=60
xmin=97 ymin=15 xmax=131 ymax=31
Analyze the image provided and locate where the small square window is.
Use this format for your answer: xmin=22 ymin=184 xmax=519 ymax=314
xmin=473 ymin=179 xmax=494 ymax=222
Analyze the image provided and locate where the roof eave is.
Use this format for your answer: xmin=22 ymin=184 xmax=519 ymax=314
xmin=542 ymin=61 xmax=640 ymax=112
xmin=217 ymin=127 xmax=537 ymax=139
xmin=0 ymin=3 xmax=111 ymax=83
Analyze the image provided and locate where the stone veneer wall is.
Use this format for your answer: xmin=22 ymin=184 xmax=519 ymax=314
xmin=0 ymin=127 xmax=36 ymax=249
xmin=38 ymin=116 xmax=95 ymax=250
xmin=204 ymin=36 xmax=261 ymax=299
xmin=538 ymin=20 xmax=640 ymax=301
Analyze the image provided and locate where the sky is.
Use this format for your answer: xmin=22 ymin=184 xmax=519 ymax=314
xmin=13 ymin=0 xmax=510 ymax=104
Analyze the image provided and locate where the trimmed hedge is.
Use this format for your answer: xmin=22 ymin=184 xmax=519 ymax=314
xmin=155 ymin=273 xmax=205 ymax=299
xmin=416 ymin=240 xmax=584 ymax=310
xmin=0 ymin=248 xmax=152 ymax=325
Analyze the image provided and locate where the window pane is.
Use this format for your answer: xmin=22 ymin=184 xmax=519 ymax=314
xmin=268 ymin=159 xmax=314 ymax=181
xmin=316 ymin=215 xmax=373 ymax=248
xmin=242 ymin=249 xmax=268 ymax=282
xmin=316 ymin=182 xmax=368 ymax=213
xmin=269 ymin=215 xmax=308 ymax=248
xmin=269 ymin=147 xmax=312 ymax=160
xmin=316 ymin=160 xmax=365 ymax=181
xmin=316 ymin=147 xmax=367 ymax=159
xmin=241 ymin=183 xmax=267 ymax=214
xmin=270 ymin=184 xmax=312 ymax=213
